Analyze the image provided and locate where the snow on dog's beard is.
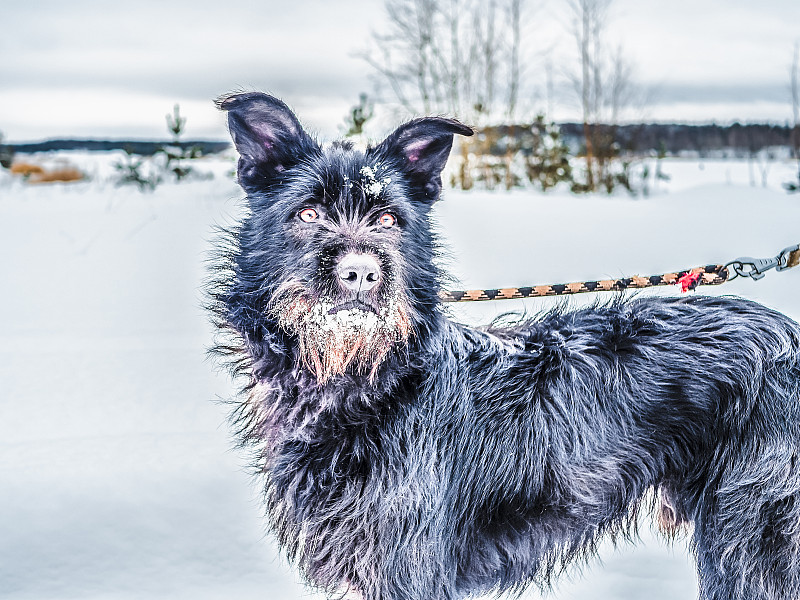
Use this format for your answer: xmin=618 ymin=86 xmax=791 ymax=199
xmin=271 ymin=282 xmax=411 ymax=384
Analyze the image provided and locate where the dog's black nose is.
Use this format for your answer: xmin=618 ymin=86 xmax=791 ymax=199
xmin=337 ymin=253 xmax=381 ymax=293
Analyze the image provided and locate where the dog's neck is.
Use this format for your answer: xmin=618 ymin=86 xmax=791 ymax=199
xmin=236 ymin=310 xmax=448 ymax=438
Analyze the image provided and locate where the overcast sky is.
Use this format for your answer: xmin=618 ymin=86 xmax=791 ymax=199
xmin=1 ymin=0 xmax=798 ymax=142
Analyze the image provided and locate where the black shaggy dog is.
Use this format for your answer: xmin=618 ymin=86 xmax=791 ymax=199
xmin=209 ymin=92 xmax=800 ymax=600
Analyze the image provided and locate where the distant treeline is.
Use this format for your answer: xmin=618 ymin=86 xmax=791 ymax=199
xmin=8 ymin=123 xmax=799 ymax=158
xmin=558 ymin=123 xmax=798 ymax=157
xmin=10 ymin=139 xmax=231 ymax=156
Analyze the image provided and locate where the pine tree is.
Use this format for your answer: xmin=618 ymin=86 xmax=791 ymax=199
xmin=160 ymin=104 xmax=194 ymax=181
xmin=524 ymin=116 xmax=573 ymax=191
xmin=166 ymin=104 xmax=186 ymax=143
xmin=344 ymin=93 xmax=374 ymax=138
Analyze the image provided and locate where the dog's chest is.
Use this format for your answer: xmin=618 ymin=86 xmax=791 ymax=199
xmin=266 ymin=392 xmax=388 ymax=500
xmin=266 ymin=384 xmax=437 ymax=514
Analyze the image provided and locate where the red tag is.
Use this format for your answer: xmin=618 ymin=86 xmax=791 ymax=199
xmin=676 ymin=271 xmax=702 ymax=293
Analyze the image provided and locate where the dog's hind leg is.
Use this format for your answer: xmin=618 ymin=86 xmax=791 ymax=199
xmin=693 ymin=445 xmax=800 ymax=600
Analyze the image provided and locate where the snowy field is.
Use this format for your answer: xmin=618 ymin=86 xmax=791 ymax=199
xmin=1 ymin=152 xmax=799 ymax=600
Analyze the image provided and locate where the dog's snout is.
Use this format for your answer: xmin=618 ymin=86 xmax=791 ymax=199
xmin=337 ymin=253 xmax=381 ymax=293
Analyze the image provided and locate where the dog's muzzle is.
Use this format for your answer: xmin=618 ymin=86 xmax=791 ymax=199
xmin=328 ymin=299 xmax=379 ymax=315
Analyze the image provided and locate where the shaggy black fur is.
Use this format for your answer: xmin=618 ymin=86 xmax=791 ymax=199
xmin=209 ymin=92 xmax=800 ymax=600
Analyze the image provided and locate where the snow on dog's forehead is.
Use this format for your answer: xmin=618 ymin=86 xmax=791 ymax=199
xmin=359 ymin=165 xmax=392 ymax=198
xmin=299 ymin=146 xmax=396 ymax=205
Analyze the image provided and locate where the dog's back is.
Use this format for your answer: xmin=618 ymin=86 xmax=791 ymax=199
xmin=450 ymin=295 xmax=800 ymax=597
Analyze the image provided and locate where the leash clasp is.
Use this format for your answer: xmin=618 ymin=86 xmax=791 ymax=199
xmin=776 ymin=244 xmax=800 ymax=272
xmin=726 ymin=244 xmax=800 ymax=281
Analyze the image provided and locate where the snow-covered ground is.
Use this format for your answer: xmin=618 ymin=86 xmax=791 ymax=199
xmin=1 ymin=153 xmax=799 ymax=600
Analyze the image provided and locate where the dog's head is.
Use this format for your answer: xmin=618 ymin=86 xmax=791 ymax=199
xmin=217 ymin=92 xmax=472 ymax=384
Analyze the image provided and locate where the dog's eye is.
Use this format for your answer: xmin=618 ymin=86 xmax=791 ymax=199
xmin=378 ymin=212 xmax=397 ymax=228
xmin=299 ymin=208 xmax=319 ymax=223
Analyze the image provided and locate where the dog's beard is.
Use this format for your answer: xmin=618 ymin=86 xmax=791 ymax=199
xmin=271 ymin=283 xmax=411 ymax=384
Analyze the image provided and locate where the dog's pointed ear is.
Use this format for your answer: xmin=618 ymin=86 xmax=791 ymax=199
xmin=216 ymin=92 xmax=318 ymax=192
xmin=373 ymin=118 xmax=473 ymax=202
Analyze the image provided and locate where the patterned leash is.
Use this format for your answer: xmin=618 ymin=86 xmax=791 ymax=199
xmin=440 ymin=243 xmax=800 ymax=303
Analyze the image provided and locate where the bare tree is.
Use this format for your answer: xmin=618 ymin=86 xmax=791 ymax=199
xmin=361 ymin=0 xmax=529 ymax=125
xmin=568 ymin=0 xmax=638 ymax=192
xmin=570 ymin=0 xmax=606 ymax=190
xmin=792 ymin=41 xmax=799 ymax=159
xmin=786 ymin=41 xmax=800 ymax=193
xmin=507 ymin=0 xmax=522 ymax=120
xmin=543 ymin=50 xmax=555 ymax=119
